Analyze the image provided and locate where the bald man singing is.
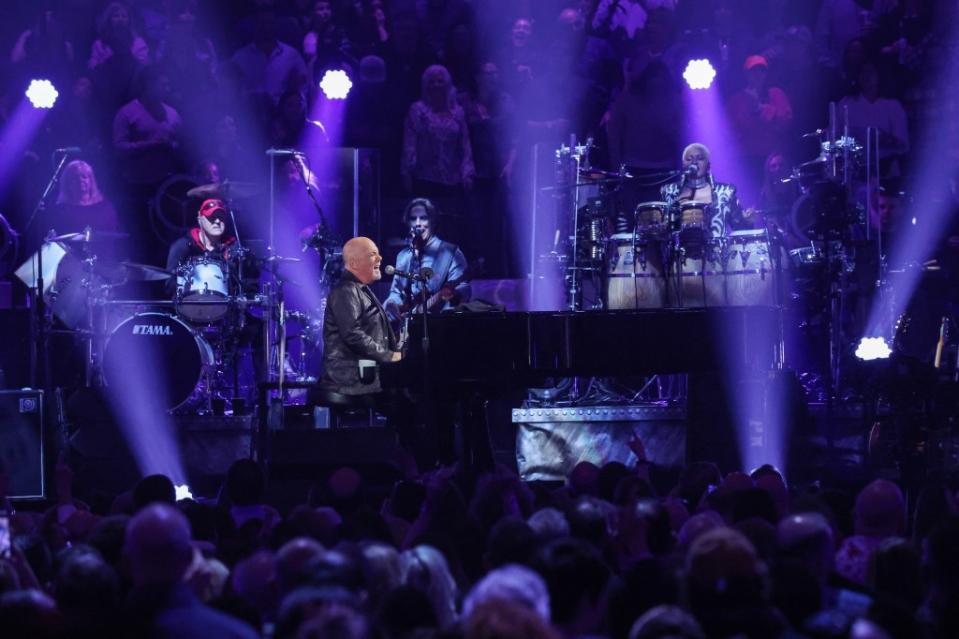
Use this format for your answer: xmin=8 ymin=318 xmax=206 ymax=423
xmin=321 ymin=237 xmax=402 ymax=395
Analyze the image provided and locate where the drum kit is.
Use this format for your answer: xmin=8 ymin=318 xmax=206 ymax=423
xmin=603 ymin=203 xmax=781 ymax=310
xmin=550 ymin=105 xmax=903 ymax=402
xmin=16 ymin=174 xmax=343 ymax=414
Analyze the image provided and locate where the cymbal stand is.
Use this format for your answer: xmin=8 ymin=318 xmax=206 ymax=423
xmin=24 ymin=151 xmax=72 ymax=390
xmin=555 ymin=136 xmax=594 ymax=311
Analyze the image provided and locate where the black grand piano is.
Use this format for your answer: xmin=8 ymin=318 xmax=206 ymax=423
xmin=381 ymin=306 xmax=781 ymax=389
xmin=379 ymin=306 xmax=782 ymax=467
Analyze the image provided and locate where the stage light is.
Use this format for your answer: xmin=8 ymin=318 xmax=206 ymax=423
xmin=25 ymin=79 xmax=58 ymax=109
xmin=683 ymin=59 xmax=716 ymax=90
xmin=175 ymin=484 xmax=193 ymax=501
xmin=319 ymin=69 xmax=352 ymax=100
xmin=855 ymin=336 xmax=892 ymax=361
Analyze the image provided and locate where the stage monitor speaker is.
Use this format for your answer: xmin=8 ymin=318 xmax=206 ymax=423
xmin=0 ymin=390 xmax=45 ymax=499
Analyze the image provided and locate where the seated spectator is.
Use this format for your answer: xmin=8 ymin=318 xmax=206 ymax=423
xmin=814 ymin=0 xmax=897 ymax=69
xmin=89 ymin=1 xmax=150 ymax=70
xmin=440 ymin=21 xmax=479 ymax=90
xmin=0 ymin=589 xmax=62 ymax=639
xmin=685 ymin=527 xmax=784 ymax=638
xmin=527 ymin=508 xmax=570 ymax=542
xmin=123 ymin=503 xmax=258 ymax=638
xmin=532 ymin=537 xmax=610 ymax=638
xmin=132 ymin=473 xmax=176 ymax=511
xmin=835 ymin=479 xmax=905 ymax=585
xmin=400 ymin=545 xmax=459 ymax=630
xmin=111 ymin=65 xmax=183 ymax=186
xmin=302 ymin=0 xmax=355 ymax=81
xmin=628 ymin=605 xmax=705 ymax=639
xmin=343 ymin=0 xmax=390 ymax=56
xmin=400 ymin=64 xmax=474 ymax=237
xmin=48 ymin=160 xmax=120 ymax=234
xmin=465 ymin=598 xmax=562 ymax=639
xmin=727 ymin=54 xmax=793 ymax=191
xmin=231 ymin=8 xmax=308 ymax=106
xmin=271 ymin=89 xmax=328 ymax=147
xmin=156 ymin=1 xmax=218 ymax=122
xmin=53 ymin=546 xmax=121 ymax=637
xmin=417 ymin=0 xmax=475 ymax=57
xmin=838 ymin=61 xmax=909 ymax=176
xmin=462 ymin=564 xmax=551 ymax=623
xmin=501 ymin=17 xmax=539 ymax=99
xmin=276 ymin=537 xmax=326 ymax=597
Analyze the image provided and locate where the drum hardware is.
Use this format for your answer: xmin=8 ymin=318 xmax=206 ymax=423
xmin=101 ymin=312 xmax=216 ymax=412
xmin=186 ymin=180 xmax=261 ymax=200
xmin=47 ymin=229 xmax=130 ymax=243
xmin=261 ymin=255 xmax=303 ymax=264
xmin=121 ymin=261 xmax=173 ymax=282
xmin=175 ymin=255 xmax=232 ymax=323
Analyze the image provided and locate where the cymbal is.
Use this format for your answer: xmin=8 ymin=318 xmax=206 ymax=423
xmin=48 ymin=230 xmax=129 ymax=243
xmin=261 ymin=255 xmax=302 ymax=264
xmin=121 ymin=261 xmax=173 ymax=281
xmin=187 ymin=180 xmax=261 ymax=200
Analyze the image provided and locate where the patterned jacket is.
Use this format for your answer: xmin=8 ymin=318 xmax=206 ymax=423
xmin=661 ymin=177 xmax=744 ymax=237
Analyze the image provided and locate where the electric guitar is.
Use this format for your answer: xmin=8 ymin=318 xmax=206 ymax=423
xmin=394 ymin=258 xmax=484 ymax=348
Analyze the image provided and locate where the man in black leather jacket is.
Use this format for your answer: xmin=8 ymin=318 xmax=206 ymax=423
xmin=321 ymin=236 xmax=403 ymax=395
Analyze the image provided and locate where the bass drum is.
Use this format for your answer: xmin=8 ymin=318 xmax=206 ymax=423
xmin=606 ymin=233 xmax=666 ymax=309
xmin=723 ymin=230 xmax=778 ymax=306
xmin=101 ymin=312 xmax=214 ymax=411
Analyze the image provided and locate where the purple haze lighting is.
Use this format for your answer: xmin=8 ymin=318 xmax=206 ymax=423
xmin=25 ymin=79 xmax=59 ymax=109
xmin=865 ymin=5 xmax=959 ymax=338
xmin=683 ymin=59 xmax=716 ymax=90
xmin=319 ymin=70 xmax=353 ymax=100
xmin=0 ymin=100 xmax=48 ymax=197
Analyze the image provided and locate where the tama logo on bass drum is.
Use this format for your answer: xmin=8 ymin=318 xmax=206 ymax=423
xmin=132 ymin=324 xmax=175 ymax=336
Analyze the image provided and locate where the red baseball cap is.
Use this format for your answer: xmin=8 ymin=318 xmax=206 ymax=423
xmin=199 ymin=198 xmax=228 ymax=218
xmin=743 ymin=55 xmax=768 ymax=71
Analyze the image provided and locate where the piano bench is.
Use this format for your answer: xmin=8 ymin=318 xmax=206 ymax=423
xmin=308 ymin=388 xmax=378 ymax=429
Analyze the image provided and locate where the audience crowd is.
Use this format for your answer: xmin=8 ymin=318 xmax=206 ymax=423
xmin=2 ymin=448 xmax=959 ymax=639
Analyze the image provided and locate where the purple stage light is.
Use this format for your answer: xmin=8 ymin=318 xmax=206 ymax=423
xmin=25 ymin=79 xmax=58 ymax=109
xmin=683 ymin=59 xmax=716 ymax=90
xmin=319 ymin=70 xmax=352 ymax=100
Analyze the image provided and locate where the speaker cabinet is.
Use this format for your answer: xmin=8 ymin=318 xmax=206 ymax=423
xmin=0 ymin=390 xmax=45 ymax=499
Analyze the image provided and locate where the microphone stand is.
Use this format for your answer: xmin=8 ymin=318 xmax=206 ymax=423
xmin=25 ymin=152 xmax=72 ymax=390
xmin=292 ymin=153 xmax=330 ymax=231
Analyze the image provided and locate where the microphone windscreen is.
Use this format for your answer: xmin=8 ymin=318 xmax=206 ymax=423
xmin=384 ymin=265 xmax=396 ymax=275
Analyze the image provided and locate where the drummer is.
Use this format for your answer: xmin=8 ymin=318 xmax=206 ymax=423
xmin=661 ymin=142 xmax=749 ymax=238
xmin=165 ymin=198 xmax=237 ymax=281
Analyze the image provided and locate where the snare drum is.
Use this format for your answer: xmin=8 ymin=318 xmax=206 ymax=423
xmin=101 ymin=312 xmax=214 ymax=412
xmin=606 ymin=233 xmax=666 ymax=309
xmin=723 ymin=230 xmax=777 ymax=306
xmin=176 ymin=255 xmax=231 ymax=322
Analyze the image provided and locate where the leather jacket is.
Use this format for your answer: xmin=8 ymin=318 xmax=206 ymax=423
xmin=321 ymin=270 xmax=397 ymax=394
